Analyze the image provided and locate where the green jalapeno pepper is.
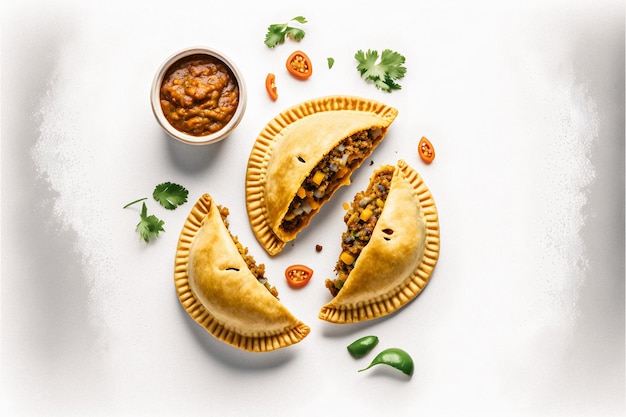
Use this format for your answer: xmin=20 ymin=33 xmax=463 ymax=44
xmin=358 ymin=347 xmax=414 ymax=377
xmin=347 ymin=335 xmax=379 ymax=358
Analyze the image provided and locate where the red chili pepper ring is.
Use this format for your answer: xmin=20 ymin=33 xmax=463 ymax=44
xmin=286 ymin=50 xmax=312 ymax=80
xmin=418 ymin=136 xmax=435 ymax=164
xmin=285 ymin=264 xmax=313 ymax=288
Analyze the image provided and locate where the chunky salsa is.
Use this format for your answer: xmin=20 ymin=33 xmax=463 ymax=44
xmin=160 ymin=54 xmax=239 ymax=136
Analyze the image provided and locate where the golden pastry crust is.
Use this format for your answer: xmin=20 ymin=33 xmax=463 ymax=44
xmin=319 ymin=160 xmax=440 ymax=324
xmin=174 ymin=194 xmax=310 ymax=352
xmin=246 ymin=95 xmax=398 ymax=256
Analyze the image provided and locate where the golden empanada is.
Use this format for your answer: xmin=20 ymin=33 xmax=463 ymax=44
xmin=319 ymin=160 xmax=440 ymax=324
xmin=174 ymin=194 xmax=310 ymax=352
xmin=246 ymin=95 xmax=398 ymax=256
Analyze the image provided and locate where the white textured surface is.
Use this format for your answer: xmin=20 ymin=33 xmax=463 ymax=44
xmin=1 ymin=1 xmax=624 ymax=416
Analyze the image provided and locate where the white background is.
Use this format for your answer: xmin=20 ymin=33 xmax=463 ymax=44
xmin=1 ymin=1 xmax=624 ymax=416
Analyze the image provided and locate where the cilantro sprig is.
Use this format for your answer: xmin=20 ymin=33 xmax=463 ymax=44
xmin=264 ymin=16 xmax=307 ymax=48
xmin=355 ymin=49 xmax=407 ymax=92
xmin=124 ymin=182 xmax=188 ymax=243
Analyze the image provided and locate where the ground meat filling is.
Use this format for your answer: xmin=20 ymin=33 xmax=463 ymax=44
xmin=324 ymin=166 xmax=395 ymax=297
xmin=281 ymin=128 xmax=383 ymax=233
xmin=218 ymin=205 xmax=279 ymax=298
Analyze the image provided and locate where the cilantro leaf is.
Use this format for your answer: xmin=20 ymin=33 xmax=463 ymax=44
xmin=354 ymin=49 xmax=407 ymax=92
xmin=264 ymin=16 xmax=308 ymax=48
xmin=355 ymin=49 xmax=380 ymax=77
xmin=376 ymin=77 xmax=403 ymax=92
xmin=264 ymin=29 xmax=286 ymax=49
xmin=153 ymin=182 xmax=188 ymax=210
xmin=136 ymin=202 xmax=165 ymax=243
xmin=378 ymin=49 xmax=407 ymax=79
xmin=285 ymin=27 xmax=305 ymax=42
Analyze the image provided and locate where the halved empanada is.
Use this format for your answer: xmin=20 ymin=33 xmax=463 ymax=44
xmin=246 ymin=95 xmax=398 ymax=256
xmin=174 ymin=194 xmax=310 ymax=352
xmin=319 ymin=160 xmax=440 ymax=324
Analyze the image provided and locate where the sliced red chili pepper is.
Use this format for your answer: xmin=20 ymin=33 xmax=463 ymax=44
xmin=285 ymin=264 xmax=313 ymax=288
xmin=418 ymin=136 xmax=435 ymax=164
xmin=265 ymin=73 xmax=278 ymax=101
xmin=286 ymin=50 xmax=312 ymax=80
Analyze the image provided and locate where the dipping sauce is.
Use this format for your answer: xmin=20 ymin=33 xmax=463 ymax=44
xmin=160 ymin=54 xmax=240 ymax=137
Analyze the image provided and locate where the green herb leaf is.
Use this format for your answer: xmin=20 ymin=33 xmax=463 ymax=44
xmin=264 ymin=16 xmax=308 ymax=48
xmin=153 ymin=182 xmax=188 ymax=210
xmin=354 ymin=49 xmax=407 ymax=92
xmin=136 ymin=202 xmax=165 ymax=243
xmin=290 ymin=16 xmax=307 ymax=24
xmin=285 ymin=27 xmax=305 ymax=42
xmin=264 ymin=29 xmax=285 ymax=49
xmin=327 ymin=57 xmax=335 ymax=69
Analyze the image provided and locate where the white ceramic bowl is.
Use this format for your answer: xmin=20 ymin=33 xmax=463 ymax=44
xmin=150 ymin=47 xmax=247 ymax=145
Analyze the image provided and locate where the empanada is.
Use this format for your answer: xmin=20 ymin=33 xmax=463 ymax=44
xmin=174 ymin=194 xmax=310 ymax=352
xmin=246 ymin=95 xmax=398 ymax=256
xmin=319 ymin=160 xmax=440 ymax=324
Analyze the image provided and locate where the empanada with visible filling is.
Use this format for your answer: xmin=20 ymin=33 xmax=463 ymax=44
xmin=174 ymin=194 xmax=310 ymax=352
xmin=319 ymin=160 xmax=440 ymax=324
xmin=246 ymin=95 xmax=398 ymax=256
